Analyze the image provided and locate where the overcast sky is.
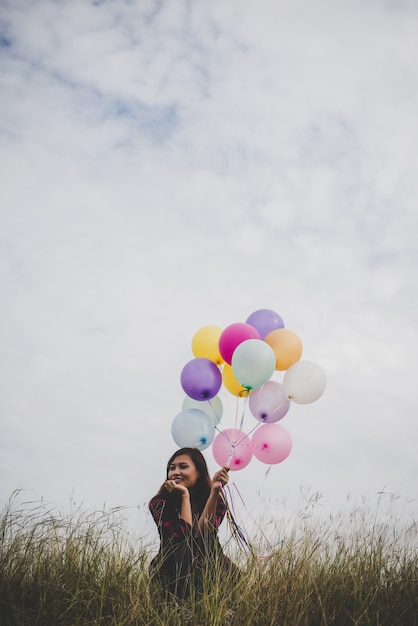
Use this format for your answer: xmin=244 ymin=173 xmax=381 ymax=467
xmin=1 ymin=0 xmax=417 ymax=543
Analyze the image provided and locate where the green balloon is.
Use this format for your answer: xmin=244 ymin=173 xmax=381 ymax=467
xmin=231 ymin=339 xmax=276 ymax=390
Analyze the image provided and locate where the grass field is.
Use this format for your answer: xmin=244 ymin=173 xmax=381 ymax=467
xmin=0 ymin=491 xmax=416 ymax=625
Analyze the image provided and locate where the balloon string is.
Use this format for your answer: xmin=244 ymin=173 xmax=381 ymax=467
xmin=272 ymin=399 xmax=290 ymax=414
xmin=230 ymin=482 xmax=277 ymax=555
xmin=234 ymin=392 xmax=240 ymax=431
xmin=215 ymin=426 xmax=236 ymax=465
xmin=222 ymin=484 xmax=251 ymax=552
xmin=207 ymin=398 xmax=222 ymax=427
xmin=238 ymin=421 xmax=260 ymax=443
xmin=238 ymin=389 xmax=250 ymax=433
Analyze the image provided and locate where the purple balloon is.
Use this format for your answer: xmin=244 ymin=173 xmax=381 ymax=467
xmin=246 ymin=309 xmax=285 ymax=339
xmin=249 ymin=380 xmax=291 ymax=423
xmin=180 ymin=358 xmax=222 ymax=401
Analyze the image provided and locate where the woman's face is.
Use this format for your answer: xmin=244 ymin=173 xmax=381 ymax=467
xmin=167 ymin=454 xmax=199 ymax=489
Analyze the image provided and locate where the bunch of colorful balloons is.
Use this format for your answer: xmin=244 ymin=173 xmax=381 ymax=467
xmin=171 ymin=308 xmax=326 ymax=471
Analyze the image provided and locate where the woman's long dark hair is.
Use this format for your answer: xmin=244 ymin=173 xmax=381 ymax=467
xmin=151 ymin=447 xmax=213 ymax=514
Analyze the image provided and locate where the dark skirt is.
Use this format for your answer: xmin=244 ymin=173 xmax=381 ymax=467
xmin=149 ymin=533 xmax=239 ymax=599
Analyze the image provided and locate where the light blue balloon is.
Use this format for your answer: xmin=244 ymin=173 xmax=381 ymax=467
xmin=171 ymin=408 xmax=215 ymax=450
xmin=231 ymin=339 xmax=276 ymax=390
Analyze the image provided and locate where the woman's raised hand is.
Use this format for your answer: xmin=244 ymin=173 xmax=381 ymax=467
xmin=211 ymin=466 xmax=229 ymax=491
xmin=164 ymin=480 xmax=189 ymax=495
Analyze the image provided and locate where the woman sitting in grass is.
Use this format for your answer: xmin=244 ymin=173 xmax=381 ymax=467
xmin=149 ymin=447 xmax=239 ymax=599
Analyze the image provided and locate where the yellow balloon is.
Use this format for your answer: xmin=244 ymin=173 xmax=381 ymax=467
xmin=222 ymin=363 xmax=251 ymax=397
xmin=264 ymin=329 xmax=303 ymax=371
xmin=191 ymin=325 xmax=224 ymax=365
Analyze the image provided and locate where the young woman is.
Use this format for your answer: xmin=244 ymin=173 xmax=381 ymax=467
xmin=149 ymin=447 xmax=238 ymax=598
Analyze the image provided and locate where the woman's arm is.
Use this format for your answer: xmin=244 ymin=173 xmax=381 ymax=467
xmin=197 ymin=467 xmax=229 ymax=535
xmin=149 ymin=496 xmax=192 ymax=543
xmin=179 ymin=490 xmax=193 ymax=527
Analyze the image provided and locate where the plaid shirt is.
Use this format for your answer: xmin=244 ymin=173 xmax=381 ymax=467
xmin=149 ymin=494 xmax=227 ymax=545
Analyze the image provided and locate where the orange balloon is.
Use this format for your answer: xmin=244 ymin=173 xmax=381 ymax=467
xmin=222 ymin=363 xmax=251 ymax=397
xmin=264 ymin=329 xmax=303 ymax=370
xmin=191 ymin=325 xmax=224 ymax=365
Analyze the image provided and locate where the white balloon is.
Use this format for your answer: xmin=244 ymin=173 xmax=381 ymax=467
xmin=182 ymin=395 xmax=223 ymax=426
xmin=283 ymin=360 xmax=326 ymax=404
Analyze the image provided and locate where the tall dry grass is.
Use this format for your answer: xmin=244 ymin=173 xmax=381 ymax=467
xmin=0 ymin=490 xmax=416 ymax=625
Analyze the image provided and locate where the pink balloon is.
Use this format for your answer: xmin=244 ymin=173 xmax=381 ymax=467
xmin=249 ymin=381 xmax=291 ymax=423
xmin=212 ymin=428 xmax=253 ymax=471
xmin=251 ymin=423 xmax=292 ymax=464
xmin=218 ymin=323 xmax=260 ymax=364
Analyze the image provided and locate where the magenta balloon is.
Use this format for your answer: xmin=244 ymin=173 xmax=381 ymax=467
xmin=251 ymin=423 xmax=292 ymax=464
xmin=249 ymin=381 xmax=291 ymax=423
xmin=246 ymin=309 xmax=285 ymax=339
xmin=180 ymin=358 xmax=222 ymax=400
xmin=212 ymin=428 xmax=253 ymax=471
xmin=218 ymin=323 xmax=260 ymax=365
